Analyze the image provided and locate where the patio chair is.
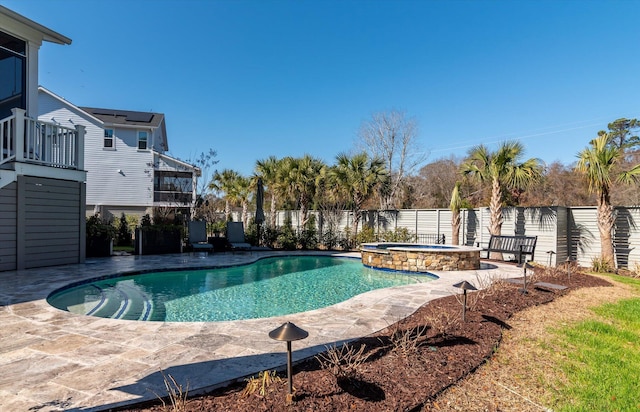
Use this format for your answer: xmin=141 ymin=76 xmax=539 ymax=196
xmin=226 ymin=221 xmax=252 ymax=250
xmin=188 ymin=220 xmax=213 ymax=252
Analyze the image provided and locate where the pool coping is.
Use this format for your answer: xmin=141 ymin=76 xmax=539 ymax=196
xmin=0 ymin=250 xmax=522 ymax=411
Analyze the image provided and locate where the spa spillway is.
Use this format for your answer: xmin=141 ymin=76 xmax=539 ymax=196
xmin=361 ymin=242 xmax=481 ymax=272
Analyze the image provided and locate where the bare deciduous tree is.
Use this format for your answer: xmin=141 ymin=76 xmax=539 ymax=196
xmin=356 ymin=110 xmax=427 ymax=209
xmin=410 ymin=157 xmax=461 ymax=208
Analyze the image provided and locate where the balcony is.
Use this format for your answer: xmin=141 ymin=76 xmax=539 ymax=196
xmin=153 ymin=191 xmax=193 ymax=205
xmin=1 ymin=108 xmax=84 ymax=170
xmin=153 ymin=170 xmax=194 ymax=206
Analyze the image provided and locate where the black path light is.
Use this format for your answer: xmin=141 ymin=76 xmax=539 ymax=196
xmin=269 ymin=322 xmax=308 ymax=397
xmin=519 ymin=262 xmax=534 ymax=294
xmin=546 ymin=250 xmax=556 ymax=267
xmin=453 ymin=280 xmax=477 ymax=322
xmin=566 ymin=256 xmax=574 ymax=280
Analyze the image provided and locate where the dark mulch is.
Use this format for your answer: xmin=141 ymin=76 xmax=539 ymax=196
xmin=120 ymin=268 xmax=610 ymax=412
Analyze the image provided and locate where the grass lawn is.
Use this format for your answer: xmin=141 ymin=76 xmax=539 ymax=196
xmin=113 ymin=245 xmax=134 ymax=253
xmin=548 ymin=274 xmax=640 ymax=411
xmin=429 ymin=270 xmax=640 ymax=411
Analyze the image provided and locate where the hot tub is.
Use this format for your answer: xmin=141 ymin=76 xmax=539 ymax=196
xmin=361 ymin=242 xmax=481 ymax=272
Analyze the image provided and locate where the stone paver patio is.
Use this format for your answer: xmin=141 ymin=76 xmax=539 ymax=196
xmin=0 ymin=251 xmax=522 ymax=411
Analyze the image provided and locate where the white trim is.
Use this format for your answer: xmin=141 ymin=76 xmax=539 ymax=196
xmin=0 ymin=6 xmax=71 ymax=45
xmin=38 ymin=87 xmax=104 ymax=125
xmin=154 ymin=151 xmax=199 ymax=173
xmin=137 ymin=130 xmax=149 ymax=150
xmin=7 ymin=162 xmax=86 ymax=182
xmin=103 ymin=128 xmax=115 ymax=149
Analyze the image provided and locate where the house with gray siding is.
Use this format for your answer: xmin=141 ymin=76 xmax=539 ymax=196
xmin=1 ymin=6 xmax=86 ymax=271
xmin=38 ymin=87 xmax=199 ymax=220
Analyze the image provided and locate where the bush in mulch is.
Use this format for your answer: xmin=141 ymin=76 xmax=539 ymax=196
xmin=122 ymin=268 xmax=610 ymax=412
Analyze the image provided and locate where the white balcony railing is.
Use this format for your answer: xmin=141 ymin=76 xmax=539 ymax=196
xmin=1 ymin=108 xmax=84 ymax=170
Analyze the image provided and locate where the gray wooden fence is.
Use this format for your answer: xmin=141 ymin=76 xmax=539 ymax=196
xmin=269 ymin=206 xmax=640 ymax=269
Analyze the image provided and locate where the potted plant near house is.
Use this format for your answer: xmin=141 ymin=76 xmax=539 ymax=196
xmin=86 ymin=214 xmax=115 ymax=257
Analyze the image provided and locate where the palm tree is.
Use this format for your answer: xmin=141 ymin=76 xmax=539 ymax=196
xmin=461 ymin=141 xmax=542 ymax=259
xmin=278 ymin=155 xmax=324 ymax=226
xmin=576 ymin=133 xmax=640 ymax=268
xmin=450 ymin=181 xmax=463 ymax=246
xmin=228 ymin=175 xmax=252 ymax=228
xmin=331 ymin=152 xmax=388 ymax=235
xmin=209 ymin=169 xmax=240 ymax=221
xmin=255 ymin=156 xmax=281 ymax=228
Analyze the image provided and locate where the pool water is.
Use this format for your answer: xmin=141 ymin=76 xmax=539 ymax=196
xmin=47 ymin=256 xmax=430 ymax=322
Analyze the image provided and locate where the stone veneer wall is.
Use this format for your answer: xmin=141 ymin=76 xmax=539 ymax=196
xmin=361 ymin=248 xmax=481 ymax=272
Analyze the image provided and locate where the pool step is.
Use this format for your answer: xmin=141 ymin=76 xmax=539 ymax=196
xmin=148 ymin=301 xmax=166 ymax=321
xmin=89 ymin=287 xmax=125 ymax=319
xmin=84 ymin=283 xmax=165 ymax=321
xmin=113 ymin=283 xmax=152 ymax=321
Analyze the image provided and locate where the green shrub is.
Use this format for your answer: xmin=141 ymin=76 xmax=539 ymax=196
xmin=299 ymin=216 xmax=318 ymax=250
xmin=245 ymin=218 xmax=259 ymax=246
xmin=591 ymin=256 xmax=615 ymax=273
xmin=321 ymin=229 xmax=339 ymax=250
xmin=140 ymin=214 xmax=152 ymax=228
xmin=382 ymin=227 xmax=413 ymax=242
xmin=355 ymin=226 xmax=377 ymax=246
xmin=262 ymin=226 xmax=279 ymax=249
xmin=339 ymin=227 xmax=354 ymax=250
xmin=138 ymin=213 xmax=184 ymax=237
xmin=209 ymin=220 xmax=226 ymax=235
xmin=116 ymin=213 xmax=132 ymax=247
xmin=277 ymin=217 xmax=297 ymax=250
xmin=86 ymin=214 xmax=116 ymax=239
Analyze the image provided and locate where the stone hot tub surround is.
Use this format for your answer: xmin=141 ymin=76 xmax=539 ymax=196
xmin=361 ymin=243 xmax=481 ymax=272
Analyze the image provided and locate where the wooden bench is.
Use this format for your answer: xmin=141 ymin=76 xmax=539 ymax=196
xmin=480 ymin=235 xmax=537 ymax=264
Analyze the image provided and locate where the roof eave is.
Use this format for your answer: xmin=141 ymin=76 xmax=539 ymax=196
xmin=0 ymin=6 xmax=72 ymax=45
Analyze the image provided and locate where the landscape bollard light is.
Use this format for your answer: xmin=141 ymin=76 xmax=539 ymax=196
xmin=546 ymin=250 xmax=556 ymax=267
xmin=453 ymin=280 xmax=477 ymax=322
xmin=519 ymin=262 xmax=534 ymax=294
xmin=268 ymin=322 xmax=308 ymax=397
xmin=566 ymin=257 xmax=573 ymax=280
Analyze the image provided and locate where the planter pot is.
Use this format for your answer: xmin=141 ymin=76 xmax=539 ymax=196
xmin=87 ymin=236 xmax=113 ymax=258
xmin=135 ymin=228 xmax=182 ymax=255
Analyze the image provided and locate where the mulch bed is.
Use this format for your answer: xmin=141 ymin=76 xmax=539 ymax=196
xmin=120 ymin=266 xmax=610 ymax=412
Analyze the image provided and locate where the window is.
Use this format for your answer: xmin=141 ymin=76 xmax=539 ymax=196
xmin=103 ymin=129 xmax=114 ymax=148
xmin=0 ymin=31 xmax=26 ymax=119
xmin=137 ymin=131 xmax=148 ymax=150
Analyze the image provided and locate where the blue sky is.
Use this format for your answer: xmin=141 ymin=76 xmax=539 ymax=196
xmin=6 ymin=0 xmax=640 ymax=176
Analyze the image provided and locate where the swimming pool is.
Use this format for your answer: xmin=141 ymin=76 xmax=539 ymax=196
xmin=47 ymin=256 xmax=433 ymax=322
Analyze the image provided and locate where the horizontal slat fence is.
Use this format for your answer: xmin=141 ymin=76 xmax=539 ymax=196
xmin=265 ymin=206 xmax=640 ymax=269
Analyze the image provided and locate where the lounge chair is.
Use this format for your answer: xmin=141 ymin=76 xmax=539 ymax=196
xmin=188 ymin=221 xmax=213 ymax=252
xmin=226 ymin=221 xmax=252 ymax=250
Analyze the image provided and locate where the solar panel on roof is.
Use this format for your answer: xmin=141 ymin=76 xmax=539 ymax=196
xmin=125 ymin=112 xmax=154 ymax=123
xmin=92 ymin=110 xmax=119 ymax=117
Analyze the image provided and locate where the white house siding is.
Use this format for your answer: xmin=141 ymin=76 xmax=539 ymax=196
xmin=85 ymin=126 xmax=154 ymax=210
xmin=151 ymin=127 xmax=167 ymax=152
xmin=38 ymin=91 xmax=155 ymax=217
